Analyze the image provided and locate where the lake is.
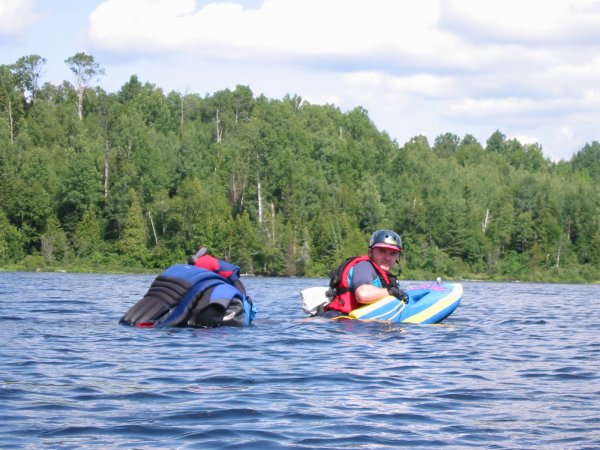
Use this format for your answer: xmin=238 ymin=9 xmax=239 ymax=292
xmin=1 ymin=272 xmax=599 ymax=449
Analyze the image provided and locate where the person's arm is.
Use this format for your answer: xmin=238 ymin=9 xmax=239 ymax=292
xmin=351 ymin=261 xmax=389 ymax=304
xmin=355 ymin=283 xmax=391 ymax=304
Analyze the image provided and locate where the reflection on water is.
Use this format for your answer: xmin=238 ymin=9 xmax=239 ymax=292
xmin=0 ymin=272 xmax=599 ymax=449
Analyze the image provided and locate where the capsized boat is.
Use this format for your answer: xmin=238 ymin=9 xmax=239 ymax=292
xmin=120 ymin=259 xmax=255 ymax=328
xmin=301 ymin=281 xmax=462 ymax=324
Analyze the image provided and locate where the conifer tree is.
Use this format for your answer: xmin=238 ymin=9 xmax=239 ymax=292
xmin=118 ymin=190 xmax=149 ymax=265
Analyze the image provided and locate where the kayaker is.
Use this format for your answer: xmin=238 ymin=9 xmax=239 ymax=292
xmin=324 ymin=229 xmax=408 ymax=315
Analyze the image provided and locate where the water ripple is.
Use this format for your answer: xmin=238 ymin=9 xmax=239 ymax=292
xmin=1 ymin=274 xmax=600 ymax=449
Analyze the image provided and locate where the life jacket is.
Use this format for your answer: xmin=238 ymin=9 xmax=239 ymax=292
xmin=325 ymin=255 xmax=396 ymax=314
xmin=119 ymin=263 xmax=255 ymax=328
xmin=192 ymin=253 xmax=246 ymax=294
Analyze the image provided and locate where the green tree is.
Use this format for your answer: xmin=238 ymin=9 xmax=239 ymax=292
xmin=0 ymin=209 xmax=25 ymax=263
xmin=41 ymin=216 xmax=71 ymax=263
xmin=0 ymin=54 xmax=598 ymax=281
xmin=433 ymin=132 xmax=460 ymax=157
xmin=571 ymin=141 xmax=600 ymax=181
xmin=0 ymin=64 xmax=24 ymax=144
xmin=74 ymin=205 xmax=104 ymax=257
xmin=12 ymin=54 xmax=46 ymax=107
xmin=118 ymin=190 xmax=149 ymax=265
xmin=64 ymin=53 xmax=105 ymax=120
xmin=58 ymin=147 xmax=103 ymax=233
xmin=486 ymin=130 xmax=506 ymax=153
xmin=3 ymin=145 xmax=54 ymax=252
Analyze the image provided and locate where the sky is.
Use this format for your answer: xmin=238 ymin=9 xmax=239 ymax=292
xmin=1 ymin=0 xmax=600 ymax=161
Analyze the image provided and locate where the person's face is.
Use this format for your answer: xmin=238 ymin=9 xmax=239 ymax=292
xmin=370 ymin=247 xmax=400 ymax=272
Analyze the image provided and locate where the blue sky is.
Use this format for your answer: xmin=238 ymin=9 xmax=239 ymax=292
xmin=1 ymin=0 xmax=600 ymax=161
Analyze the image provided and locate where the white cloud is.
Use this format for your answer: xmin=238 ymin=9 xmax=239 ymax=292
xmin=445 ymin=97 xmax=572 ymax=119
xmin=340 ymin=71 xmax=458 ymax=110
xmin=440 ymin=0 xmax=600 ymax=44
xmin=0 ymin=0 xmax=38 ymax=36
xmin=89 ymin=0 xmax=463 ymax=64
xmin=304 ymin=92 xmax=340 ymax=106
xmin=512 ymin=133 xmax=541 ymax=146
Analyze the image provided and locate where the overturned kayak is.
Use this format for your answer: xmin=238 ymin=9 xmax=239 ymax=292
xmin=120 ymin=263 xmax=255 ymax=328
xmin=302 ymin=281 xmax=462 ymax=324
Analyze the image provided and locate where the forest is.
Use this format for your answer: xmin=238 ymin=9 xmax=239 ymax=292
xmin=1 ymin=53 xmax=599 ymax=282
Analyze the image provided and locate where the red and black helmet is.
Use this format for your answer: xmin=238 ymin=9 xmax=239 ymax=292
xmin=369 ymin=229 xmax=403 ymax=253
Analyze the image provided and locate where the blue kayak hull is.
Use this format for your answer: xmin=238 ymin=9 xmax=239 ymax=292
xmin=345 ymin=282 xmax=463 ymax=324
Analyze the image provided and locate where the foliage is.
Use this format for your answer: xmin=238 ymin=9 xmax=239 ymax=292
xmin=117 ymin=190 xmax=149 ymax=266
xmin=0 ymin=54 xmax=598 ymax=282
xmin=0 ymin=208 xmax=25 ymax=263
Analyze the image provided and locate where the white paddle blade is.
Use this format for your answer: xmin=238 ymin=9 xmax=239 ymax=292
xmin=301 ymin=286 xmax=330 ymax=315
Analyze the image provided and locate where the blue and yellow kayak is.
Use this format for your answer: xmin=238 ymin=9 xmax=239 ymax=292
xmin=302 ymin=282 xmax=462 ymax=324
xmin=344 ymin=282 xmax=462 ymax=324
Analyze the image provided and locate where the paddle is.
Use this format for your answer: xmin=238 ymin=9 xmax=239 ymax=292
xmin=300 ymin=286 xmax=330 ymax=315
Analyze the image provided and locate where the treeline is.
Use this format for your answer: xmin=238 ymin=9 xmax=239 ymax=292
xmin=1 ymin=54 xmax=599 ymax=282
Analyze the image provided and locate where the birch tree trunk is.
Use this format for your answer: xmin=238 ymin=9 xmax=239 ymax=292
xmin=271 ymin=202 xmax=276 ymax=242
xmin=147 ymin=210 xmax=158 ymax=244
xmin=257 ymin=177 xmax=263 ymax=224
xmin=6 ymin=100 xmax=14 ymax=144
xmin=482 ymin=208 xmax=491 ymax=233
xmin=76 ymin=89 xmax=84 ymax=121
xmin=180 ymin=92 xmax=185 ymax=136
xmin=215 ymin=109 xmax=223 ymax=143
xmin=64 ymin=53 xmax=105 ymax=121
xmin=104 ymin=140 xmax=110 ymax=197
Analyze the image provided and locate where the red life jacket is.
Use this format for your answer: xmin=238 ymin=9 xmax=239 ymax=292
xmin=193 ymin=254 xmax=236 ymax=280
xmin=325 ymin=255 xmax=395 ymax=314
xmin=192 ymin=253 xmax=246 ymax=294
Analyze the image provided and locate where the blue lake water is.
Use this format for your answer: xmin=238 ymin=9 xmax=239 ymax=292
xmin=1 ymin=271 xmax=599 ymax=449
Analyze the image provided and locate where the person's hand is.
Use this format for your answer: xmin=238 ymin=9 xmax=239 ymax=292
xmin=388 ymin=286 xmax=409 ymax=303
